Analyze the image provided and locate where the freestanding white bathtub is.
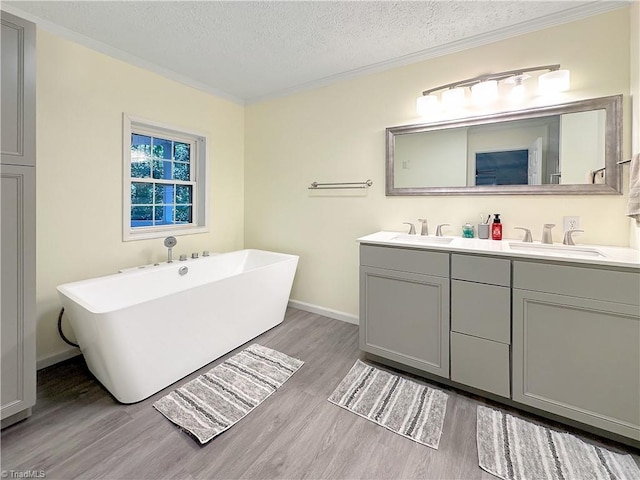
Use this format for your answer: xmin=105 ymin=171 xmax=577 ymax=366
xmin=57 ymin=249 xmax=298 ymax=403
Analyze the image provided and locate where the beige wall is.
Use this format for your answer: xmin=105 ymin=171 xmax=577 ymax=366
xmin=245 ymin=9 xmax=632 ymax=321
xmin=37 ymin=30 xmax=245 ymax=365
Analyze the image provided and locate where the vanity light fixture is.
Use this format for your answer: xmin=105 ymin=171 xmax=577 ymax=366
xmin=417 ymin=64 xmax=570 ymax=115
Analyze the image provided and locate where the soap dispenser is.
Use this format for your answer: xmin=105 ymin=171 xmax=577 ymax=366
xmin=491 ymin=214 xmax=503 ymax=240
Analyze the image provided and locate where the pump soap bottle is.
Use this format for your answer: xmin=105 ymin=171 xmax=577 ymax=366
xmin=491 ymin=214 xmax=503 ymax=240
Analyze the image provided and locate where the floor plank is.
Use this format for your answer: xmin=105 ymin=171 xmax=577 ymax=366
xmin=2 ymin=307 xmax=638 ymax=479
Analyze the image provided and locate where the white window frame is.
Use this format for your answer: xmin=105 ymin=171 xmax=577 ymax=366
xmin=123 ymin=114 xmax=209 ymax=241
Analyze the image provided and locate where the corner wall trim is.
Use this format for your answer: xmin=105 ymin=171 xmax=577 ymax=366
xmin=37 ymin=348 xmax=81 ymax=371
xmin=288 ymin=299 xmax=359 ymax=325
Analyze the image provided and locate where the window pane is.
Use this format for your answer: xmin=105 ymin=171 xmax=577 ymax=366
xmin=175 ymin=205 xmax=192 ymax=224
xmin=174 ymin=142 xmax=190 ymax=162
xmin=131 ymin=206 xmax=153 ymax=227
xmin=173 ymin=162 xmax=190 ymax=181
xmin=152 ymin=160 xmax=173 ymax=180
xmin=154 ymin=184 xmax=174 ymax=204
xmin=131 ymin=134 xmax=151 ymax=160
xmin=152 ymin=138 xmax=172 ymax=159
xmin=175 ymin=185 xmax=192 ymax=204
xmin=154 ymin=205 xmax=174 ymax=225
xmin=131 ymin=182 xmax=153 ymax=204
xmin=131 ymin=160 xmax=151 ymax=178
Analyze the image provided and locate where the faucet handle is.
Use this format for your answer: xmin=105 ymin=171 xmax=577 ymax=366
xmin=191 ymin=252 xmax=199 ymax=259
xmin=563 ymin=229 xmax=584 ymax=245
xmin=514 ymin=227 xmax=532 ymax=243
xmin=202 ymin=250 xmax=210 ymax=257
xmin=179 ymin=254 xmax=188 ymax=261
xmin=435 ymin=224 xmax=450 ymax=236
xmin=403 ymin=222 xmax=416 ymax=235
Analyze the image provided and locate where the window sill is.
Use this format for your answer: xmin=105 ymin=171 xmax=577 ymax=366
xmin=123 ymin=225 xmax=208 ymax=242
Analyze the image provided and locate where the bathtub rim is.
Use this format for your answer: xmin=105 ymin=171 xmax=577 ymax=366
xmin=57 ymin=248 xmax=299 ymax=315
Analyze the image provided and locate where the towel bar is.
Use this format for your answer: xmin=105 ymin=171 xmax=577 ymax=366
xmin=308 ymin=179 xmax=373 ymax=190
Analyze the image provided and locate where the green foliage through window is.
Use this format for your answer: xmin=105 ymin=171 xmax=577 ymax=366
xmin=130 ymin=132 xmax=194 ymax=228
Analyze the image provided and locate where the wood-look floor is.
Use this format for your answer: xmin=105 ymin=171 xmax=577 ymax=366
xmin=2 ymin=308 xmax=638 ymax=479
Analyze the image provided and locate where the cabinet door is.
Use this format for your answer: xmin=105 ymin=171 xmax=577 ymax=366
xmin=1 ymin=12 xmax=35 ymax=167
xmin=513 ymin=289 xmax=640 ymax=441
xmin=360 ymin=266 xmax=450 ymax=378
xmin=1 ymin=164 xmax=36 ymax=422
xmin=451 ymin=332 xmax=510 ymax=398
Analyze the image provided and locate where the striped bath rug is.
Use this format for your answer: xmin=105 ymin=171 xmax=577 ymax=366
xmin=477 ymin=406 xmax=640 ymax=480
xmin=154 ymin=344 xmax=304 ymax=444
xmin=328 ymin=359 xmax=449 ymax=449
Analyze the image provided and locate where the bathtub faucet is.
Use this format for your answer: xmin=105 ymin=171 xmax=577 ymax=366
xmin=164 ymin=236 xmax=177 ymax=263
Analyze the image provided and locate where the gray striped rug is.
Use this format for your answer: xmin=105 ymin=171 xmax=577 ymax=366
xmin=328 ymin=359 xmax=449 ymax=449
xmin=477 ymin=406 xmax=640 ymax=480
xmin=154 ymin=344 xmax=304 ymax=444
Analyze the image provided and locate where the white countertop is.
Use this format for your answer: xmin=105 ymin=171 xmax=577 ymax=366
xmin=358 ymin=231 xmax=640 ymax=269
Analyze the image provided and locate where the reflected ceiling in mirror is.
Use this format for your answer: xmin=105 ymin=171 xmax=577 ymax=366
xmin=386 ymin=95 xmax=622 ymax=195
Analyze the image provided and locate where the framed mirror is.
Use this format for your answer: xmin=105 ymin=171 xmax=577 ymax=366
xmin=386 ymin=95 xmax=622 ymax=195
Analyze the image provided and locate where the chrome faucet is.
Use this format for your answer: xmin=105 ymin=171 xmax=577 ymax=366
xmin=418 ymin=218 xmax=428 ymax=236
xmin=541 ymin=224 xmax=555 ymax=244
xmin=403 ymin=222 xmax=416 ymax=235
xmin=514 ymin=227 xmax=533 ymax=243
xmin=163 ymin=236 xmax=177 ymax=263
xmin=563 ymin=229 xmax=584 ymax=245
xmin=435 ymin=224 xmax=450 ymax=236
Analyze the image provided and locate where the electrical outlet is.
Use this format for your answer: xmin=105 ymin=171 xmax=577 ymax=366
xmin=563 ymin=216 xmax=580 ymax=232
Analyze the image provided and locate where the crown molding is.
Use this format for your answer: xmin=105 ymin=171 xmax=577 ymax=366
xmin=1 ymin=3 xmax=245 ymax=105
xmin=245 ymin=1 xmax=630 ymax=104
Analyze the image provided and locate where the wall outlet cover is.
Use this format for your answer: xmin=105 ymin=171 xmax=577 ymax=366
xmin=563 ymin=216 xmax=580 ymax=232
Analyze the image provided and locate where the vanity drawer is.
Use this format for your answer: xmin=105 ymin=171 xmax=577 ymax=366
xmin=360 ymin=244 xmax=449 ymax=277
xmin=451 ymin=280 xmax=510 ymax=344
xmin=452 ymin=254 xmax=510 ymax=286
xmin=451 ymin=332 xmax=510 ymax=398
xmin=513 ymin=261 xmax=640 ymax=305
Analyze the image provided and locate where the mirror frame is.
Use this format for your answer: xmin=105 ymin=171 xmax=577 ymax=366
xmin=386 ymin=95 xmax=622 ymax=195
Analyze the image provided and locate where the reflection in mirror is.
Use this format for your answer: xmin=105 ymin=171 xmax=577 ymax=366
xmin=387 ymin=95 xmax=621 ymax=195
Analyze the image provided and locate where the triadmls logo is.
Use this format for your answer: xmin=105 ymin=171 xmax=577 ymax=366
xmin=1 ymin=471 xmax=46 ymax=479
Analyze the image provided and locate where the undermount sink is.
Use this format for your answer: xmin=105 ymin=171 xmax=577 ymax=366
xmin=391 ymin=234 xmax=454 ymax=245
xmin=508 ymin=242 xmax=606 ymax=258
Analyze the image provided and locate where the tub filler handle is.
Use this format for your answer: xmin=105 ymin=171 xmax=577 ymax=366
xmin=178 ymin=266 xmax=189 ymax=276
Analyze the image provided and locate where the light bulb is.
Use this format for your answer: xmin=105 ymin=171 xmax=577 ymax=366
xmin=471 ymin=80 xmax=498 ymax=105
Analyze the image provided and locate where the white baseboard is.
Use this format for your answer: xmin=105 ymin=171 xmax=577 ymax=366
xmin=37 ymin=348 xmax=82 ymax=371
xmin=288 ymin=299 xmax=359 ymax=325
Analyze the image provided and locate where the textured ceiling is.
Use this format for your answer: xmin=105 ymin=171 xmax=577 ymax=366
xmin=3 ymin=1 xmax=628 ymax=103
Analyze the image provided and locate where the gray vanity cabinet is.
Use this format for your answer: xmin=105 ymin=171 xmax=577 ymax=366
xmin=450 ymin=254 xmax=511 ymax=398
xmin=1 ymin=11 xmax=36 ymax=428
xmin=359 ymin=245 xmax=450 ymax=378
xmin=512 ymin=261 xmax=640 ymax=441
